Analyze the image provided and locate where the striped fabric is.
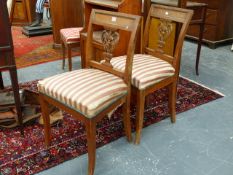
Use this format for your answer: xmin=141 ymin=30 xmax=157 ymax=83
xmin=111 ymin=54 xmax=175 ymax=90
xmin=60 ymin=27 xmax=83 ymax=43
xmin=37 ymin=69 xmax=127 ymax=118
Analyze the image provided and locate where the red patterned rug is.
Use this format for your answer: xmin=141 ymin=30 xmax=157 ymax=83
xmin=12 ymin=26 xmax=80 ymax=69
xmin=0 ymin=77 xmax=223 ymax=175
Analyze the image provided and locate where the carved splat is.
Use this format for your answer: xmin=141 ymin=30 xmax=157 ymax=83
xmin=101 ymin=29 xmax=120 ymax=67
xmin=157 ymin=19 xmax=173 ymax=53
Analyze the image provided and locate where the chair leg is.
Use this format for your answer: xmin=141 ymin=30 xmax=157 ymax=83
xmin=62 ymin=42 xmax=66 ymax=70
xmin=86 ymin=120 xmax=96 ymax=175
xmin=67 ymin=46 xmax=72 ymax=71
xmin=122 ymin=95 xmax=132 ymax=142
xmin=168 ymin=82 xmax=177 ymax=123
xmin=39 ymin=94 xmax=51 ymax=147
xmin=135 ymin=90 xmax=145 ymax=145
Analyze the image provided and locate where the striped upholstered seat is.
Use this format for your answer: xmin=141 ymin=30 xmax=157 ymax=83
xmin=111 ymin=54 xmax=175 ymax=90
xmin=60 ymin=27 xmax=83 ymax=43
xmin=37 ymin=69 xmax=127 ymax=117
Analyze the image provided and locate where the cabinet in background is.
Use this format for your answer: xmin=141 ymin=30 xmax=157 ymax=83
xmin=187 ymin=0 xmax=233 ymax=48
xmin=10 ymin=0 xmax=37 ymax=25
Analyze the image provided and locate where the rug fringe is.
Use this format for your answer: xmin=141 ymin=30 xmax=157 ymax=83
xmin=180 ymin=76 xmax=225 ymax=97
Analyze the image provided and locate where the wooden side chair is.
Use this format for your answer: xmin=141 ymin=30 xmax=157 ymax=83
xmin=60 ymin=27 xmax=83 ymax=71
xmin=144 ymin=0 xmax=207 ymax=75
xmin=38 ymin=9 xmax=141 ymax=175
xmin=111 ymin=4 xmax=193 ymax=144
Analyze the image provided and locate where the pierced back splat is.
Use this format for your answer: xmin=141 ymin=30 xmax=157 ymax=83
xmin=157 ymin=19 xmax=173 ymax=53
xmin=101 ymin=29 xmax=120 ymax=68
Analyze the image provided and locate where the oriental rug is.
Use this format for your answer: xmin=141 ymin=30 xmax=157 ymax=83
xmin=0 ymin=77 xmax=223 ymax=175
xmin=12 ymin=26 xmax=80 ymax=69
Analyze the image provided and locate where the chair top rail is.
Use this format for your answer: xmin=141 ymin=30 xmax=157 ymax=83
xmin=152 ymin=0 xmax=206 ymax=8
xmin=91 ymin=9 xmax=141 ymax=32
xmin=150 ymin=4 xmax=193 ymax=23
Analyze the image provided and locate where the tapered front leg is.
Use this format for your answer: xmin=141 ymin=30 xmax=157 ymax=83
xmin=122 ymin=95 xmax=132 ymax=142
xmin=39 ymin=94 xmax=51 ymax=147
xmin=135 ymin=89 xmax=145 ymax=145
xmin=86 ymin=120 xmax=96 ymax=175
xmin=168 ymin=82 xmax=177 ymax=123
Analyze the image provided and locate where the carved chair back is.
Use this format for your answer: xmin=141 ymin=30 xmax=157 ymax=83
xmin=85 ymin=9 xmax=141 ymax=87
xmin=143 ymin=4 xmax=193 ymax=75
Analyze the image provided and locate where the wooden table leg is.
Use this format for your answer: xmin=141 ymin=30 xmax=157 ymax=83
xmin=195 ymin=6 xmax=207 ymax=76
xmin=9 ymin=68 xmax=24 ymax=134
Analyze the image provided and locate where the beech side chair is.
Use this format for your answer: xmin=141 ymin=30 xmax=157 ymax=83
xmin=38 ymin=9 xmax=141 ymax=175
xmin=60 ymin=27 xmax=83 ymax=71
xmin=111 ymin=4 xmax=193 ymax=144
xmin=144 ymin=0 xmax=207 ymax=75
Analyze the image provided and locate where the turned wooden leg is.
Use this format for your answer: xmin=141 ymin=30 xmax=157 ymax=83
xmin=135 ymin=89 xmax=145 ymax=145
xmin=39 ymin=94 xmax=51 ymax=147
xmin=122 ymin=95 xmax=132 ymax=142
xmin=62 ymin=42 xmax=66 ymax=70
xmin=67 ymin=46 xmax=72 ymax=71
xmin=9 ymin=68 xmax=23 ymax=135
xmin=168 ymin=82 xmax=177 ymax=123
xmin=86 ymin=120 xmax=96 ymax=175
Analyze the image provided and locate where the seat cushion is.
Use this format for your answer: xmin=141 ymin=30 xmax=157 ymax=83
xmin=60 ymin=27 xmax=83 ymax=43
xmin=38 ymin=69 xmax=127 ymax=118
xmin=111 ymin=54 xmax=175 ymax=90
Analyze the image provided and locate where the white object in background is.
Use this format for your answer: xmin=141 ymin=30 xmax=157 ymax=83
xmin=231 ymin=44 xmax=233 ymax=51
xmin=7 ymin=0 xmax=13 ymax=15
